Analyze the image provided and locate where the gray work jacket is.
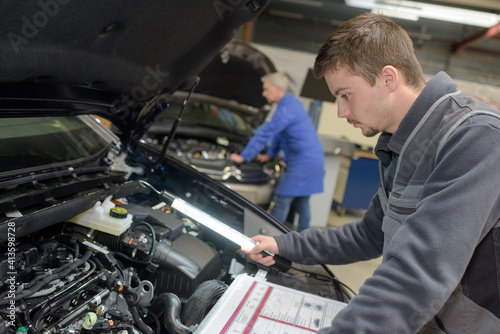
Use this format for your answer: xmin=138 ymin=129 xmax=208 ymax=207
xmin=275 ymin=72 xmax=500 ymax=333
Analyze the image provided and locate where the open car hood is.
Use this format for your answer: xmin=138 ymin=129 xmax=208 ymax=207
xmin=0 ymin=0 xmax=270 ymax=142
xmin=193 ymin=40 xmax=276 ymax=109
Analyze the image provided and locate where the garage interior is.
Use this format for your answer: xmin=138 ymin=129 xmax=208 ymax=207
xmin=249 ymin=0 xmax=500 ymax=88
xmin=2 ymin=1 xmax=500 ymax=331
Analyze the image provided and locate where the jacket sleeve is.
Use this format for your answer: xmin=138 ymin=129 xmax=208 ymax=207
xmin=280 ymin=115 xmax=500 ymax=333
xmin=266 ymin=136 xmax=281 ymax=159
xmin=275 ymin=192 xmax=385 ymax=265
xmin=240 ymin=101 xmax=293 ymax=161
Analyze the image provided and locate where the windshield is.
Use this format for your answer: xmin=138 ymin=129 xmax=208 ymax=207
xmin=159 ymin=101 xmax=250 ymax=134
xmin=0 ymin=116 xmax=112 ymax=174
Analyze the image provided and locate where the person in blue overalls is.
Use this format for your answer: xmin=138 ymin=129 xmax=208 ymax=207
xmin=230 ymin=72 xmax=324 ymax=232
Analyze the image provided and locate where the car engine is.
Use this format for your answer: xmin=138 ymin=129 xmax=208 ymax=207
xmin=0 ymin=181 xmax=241 ymax=334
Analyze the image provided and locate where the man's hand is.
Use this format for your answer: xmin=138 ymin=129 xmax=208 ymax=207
xmin=241 ymin=235 xmax=279 ymax=267
xmin=230 ymin=153 xmax=245 ymax=164
xmin=257 ymin=154 xmax=272 ymax=163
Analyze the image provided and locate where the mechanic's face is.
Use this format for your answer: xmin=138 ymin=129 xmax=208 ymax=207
xmin=324 ymin=67 xmax=394 ymax=137
xmin=262 ymin=80 xmax=282 ymax=104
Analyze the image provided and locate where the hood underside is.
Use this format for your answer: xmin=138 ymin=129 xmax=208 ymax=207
xmin=0 ymin=0 xmax=270 ymax=133
xmin=193 ymin=40 xmax=276 ymax=109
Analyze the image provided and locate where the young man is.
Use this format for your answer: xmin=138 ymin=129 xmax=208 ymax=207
xmin=230 ymin=72 xmax=324 ymax=232
xmin=244 ymin=13 xmax=500 ymax=333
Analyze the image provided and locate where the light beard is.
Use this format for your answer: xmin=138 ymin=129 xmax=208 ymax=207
xmin=362 ymin=126 xmax=381 ymax=137
xmin=347 ymin=119 xmax=381 ymax=138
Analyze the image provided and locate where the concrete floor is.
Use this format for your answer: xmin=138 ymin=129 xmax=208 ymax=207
xmin=325 ymin=209 xmax=383 ymax=295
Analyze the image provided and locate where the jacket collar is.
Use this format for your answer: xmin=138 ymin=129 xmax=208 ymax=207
xmin=375 ymin=72 xmax=458 ymax=166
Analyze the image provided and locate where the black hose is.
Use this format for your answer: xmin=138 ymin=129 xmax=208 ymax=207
xmin=181 ymin=280 xmax=228 ymax=326
xmin=57 ymin=236 xmax=80 ymax=259
xmin=150 ymin=293 xmax=192 ymax=334
xmin=95 ymin=231 xmax=123 ymax=252
xmin=53 ymin=249 xmax=92 ymax=275
xmin=92 ymin=256 xmax=105 ymax=270
xmin=23 ymin=312 xmax=39 ymax=334
xmin=145 ymin=311 xmax=161 ymax=334
xmin=130 ymin=305 xmax=153 ymax=334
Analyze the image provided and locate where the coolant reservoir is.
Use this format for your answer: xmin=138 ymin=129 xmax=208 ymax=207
xmin=68 ymin=196 xmax=132 ymax=235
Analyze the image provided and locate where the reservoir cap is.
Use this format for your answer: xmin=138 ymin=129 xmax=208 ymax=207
xmin=109 ymin=206 xmax=128 ymax=219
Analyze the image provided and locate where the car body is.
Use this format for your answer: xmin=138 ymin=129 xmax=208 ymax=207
xmin=146 ymin=41 xmax=282 ymax=207
xmin=0 ymin=1 xmax=350 ymax=333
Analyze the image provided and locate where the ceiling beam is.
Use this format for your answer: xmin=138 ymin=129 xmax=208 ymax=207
xmin=453 ymin=22 xmax=500 ymax=54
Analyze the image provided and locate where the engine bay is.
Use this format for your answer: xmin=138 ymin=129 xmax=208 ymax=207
xmin=1 ymin=188 xmax=231 ymax=333
xmin=0 ymin=138 xmax=350 ymax=334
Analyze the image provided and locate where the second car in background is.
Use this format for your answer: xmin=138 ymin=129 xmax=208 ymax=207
xmin=147 ymin=41 xmax=282 ymax=207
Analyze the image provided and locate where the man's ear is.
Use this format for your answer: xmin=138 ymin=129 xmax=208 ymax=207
xmin=381 ymin=65 xmax=398 ymax=92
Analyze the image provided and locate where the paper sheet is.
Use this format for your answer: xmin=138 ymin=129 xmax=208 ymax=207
xmin=196 ymin=273 xmax=347 ymax=333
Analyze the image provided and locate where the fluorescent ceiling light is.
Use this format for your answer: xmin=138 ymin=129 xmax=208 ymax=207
xmin=371 ymin=8 xmax=419 ymax=21
xmin=346 ymin=0 xmax=500 ymax=27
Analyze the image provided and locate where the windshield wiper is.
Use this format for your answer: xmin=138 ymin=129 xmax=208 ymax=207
xmin=0 ymin=166 xmax=109 ymax=189
xmin=0 ymin=166 xmax=125 ymax=214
